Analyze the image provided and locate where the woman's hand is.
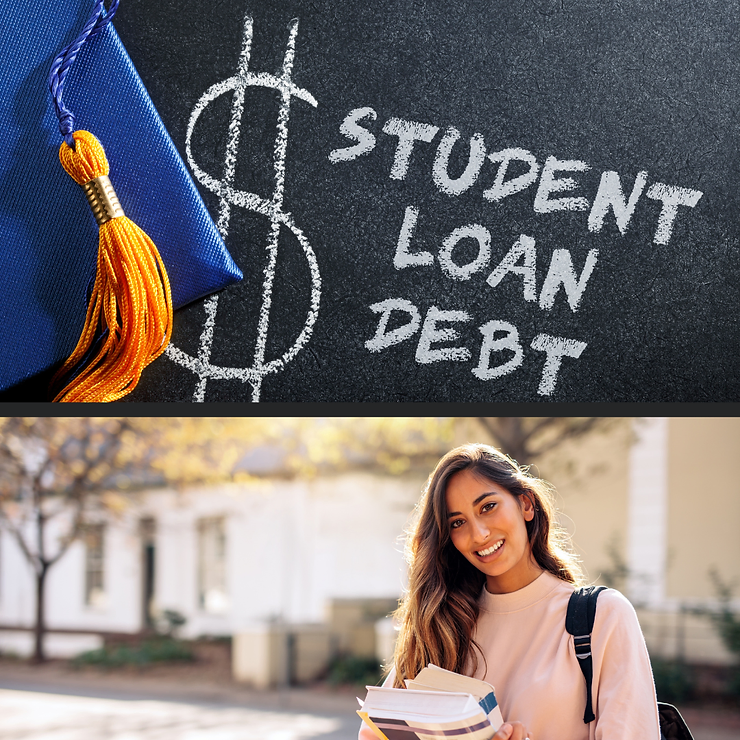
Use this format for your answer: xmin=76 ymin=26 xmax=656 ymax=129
xmin=493 ymin=722 xmax=530 ymax=740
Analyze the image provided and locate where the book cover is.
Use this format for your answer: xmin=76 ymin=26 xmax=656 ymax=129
xmin=358 ymin=685 xmax=499 ymax=740
xmin=406 ymin=664 xmax=503 ymax=729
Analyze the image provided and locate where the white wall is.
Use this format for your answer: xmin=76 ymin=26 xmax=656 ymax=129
xmin=0 ymin=510 xmax=143 ymax=658
xmin=0 ymin=511 xmax=142 ymax=633
xmin=146 ymin=472 xmax=421 ymax=638
xmin=0 ymin=471 xmax=424 ymax=653
xmin=0 ymin=528 xmax=35 ymax=625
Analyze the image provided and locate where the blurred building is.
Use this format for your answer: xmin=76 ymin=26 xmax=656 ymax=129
xmin=0 ymin=467 xmax=424 ymax=668
xmin=0 ymin=417 xmax=738 ymax=676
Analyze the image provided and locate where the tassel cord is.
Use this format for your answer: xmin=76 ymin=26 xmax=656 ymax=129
xmin=48 ymin=0 xmax=120 ymax=147
xmin=50 ymin=216 xmax=172 ymax=403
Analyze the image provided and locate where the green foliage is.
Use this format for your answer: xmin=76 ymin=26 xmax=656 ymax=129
xmin=327 ymin=655 xmax=383 ymax=687
xmin=156 ymin=609 xmax=187 ymax=638
xmin=163 ymin=610 xmax=186 ymax=630
xmin=72 ymin=637 xmax=194 ymax=668
xmin=701 ymin=568 xmax=740 ymax=699
xmin=650 ymin=657 xmax=696 ymax=704
xmin=728 ymin=668 xmax=740 ymax=698
xmin=196 ymin=634 xmax=232 ymax=644
xmin=708 ymin=569 xmax=740 ymax=657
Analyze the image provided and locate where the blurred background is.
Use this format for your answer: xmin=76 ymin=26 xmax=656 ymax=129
xmin=0 ymin=416 xmax=739 ymax=739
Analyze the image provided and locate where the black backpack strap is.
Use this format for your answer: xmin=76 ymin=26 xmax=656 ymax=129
xmin=658 ymin=703 xmax=695 ymax=740
xmin=566 ymin=585 xmax=607 ymax=723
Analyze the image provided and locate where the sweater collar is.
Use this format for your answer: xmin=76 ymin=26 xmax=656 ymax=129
xmin=478 ymin=570 xmax=566 ymax=614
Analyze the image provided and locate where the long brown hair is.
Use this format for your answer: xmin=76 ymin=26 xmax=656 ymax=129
xmin=391 ymin=443 xmax=583 ymax=687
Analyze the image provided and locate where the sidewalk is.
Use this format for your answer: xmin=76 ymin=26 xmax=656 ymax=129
xmin=1 ymin=658 xmax=739 ymax=740
xmin=0 ymin=658 xmax=362 ymax=740
xmin=1 ymin=688 xmax=347 ymax=740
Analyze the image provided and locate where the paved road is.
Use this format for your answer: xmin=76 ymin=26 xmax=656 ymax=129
xmin=0 ymin=685 xmax=360 ymax=740
xmin=695 ymin=730 xmax=740 ymax=740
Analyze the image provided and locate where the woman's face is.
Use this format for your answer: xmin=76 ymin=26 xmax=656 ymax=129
xmin=445 ymin=468 xmax=543 ymax=594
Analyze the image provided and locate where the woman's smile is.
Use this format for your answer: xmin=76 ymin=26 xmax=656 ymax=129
xmin=476 ymin=538 xmax=505 ymax=560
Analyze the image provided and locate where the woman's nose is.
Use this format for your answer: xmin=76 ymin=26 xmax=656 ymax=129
xmin=472 ymin=518 xmax=490 ymax=543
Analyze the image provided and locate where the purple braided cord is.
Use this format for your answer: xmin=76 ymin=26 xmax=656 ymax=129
xmin=48 ymin=0 xmax=120 ymax=148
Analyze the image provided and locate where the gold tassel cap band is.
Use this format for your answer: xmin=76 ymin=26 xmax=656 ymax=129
xmin=81 ymin=175 xmax=125 ymax=225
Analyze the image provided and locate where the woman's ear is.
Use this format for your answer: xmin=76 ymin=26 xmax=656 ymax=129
xmin=520 ymin=493 xmax=535 ymax=522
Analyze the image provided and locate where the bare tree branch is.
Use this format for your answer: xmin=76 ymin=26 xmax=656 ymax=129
xmin=475 ymin=417 xmax=618 ymax=465
xmin=47 ymin=497 xmax=86 ymax=568
xmin=0 ymin=507 xmax=41 ymax=574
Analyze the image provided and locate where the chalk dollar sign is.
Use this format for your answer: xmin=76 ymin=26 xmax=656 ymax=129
xmin=166 ymin=15 xmax=320 ymax=402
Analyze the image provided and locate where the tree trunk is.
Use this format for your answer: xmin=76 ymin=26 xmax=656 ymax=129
xmin=477 ymin=417 xmax=532 ymax=464
xmin=32 ymin=563 xmax=48 ymax=663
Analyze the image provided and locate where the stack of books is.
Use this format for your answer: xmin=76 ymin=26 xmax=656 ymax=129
xmin=358 ymin=664 xmax=503 ymax=740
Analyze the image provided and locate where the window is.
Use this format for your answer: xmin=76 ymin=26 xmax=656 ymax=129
xmin=84 ymin=523 xmax=106 ymax=608
xmin=139 ymin=517 xmax=156 ymax=626
xmin=197 ymin=517 xmax=229 ymax=614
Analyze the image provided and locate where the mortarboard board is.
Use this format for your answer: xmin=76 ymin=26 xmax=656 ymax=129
xmin=0 ymin=0 xmax=243 ymax=396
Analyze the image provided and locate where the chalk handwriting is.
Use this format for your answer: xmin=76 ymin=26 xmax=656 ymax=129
xmin=166 ymin=15 xmax=320 ymax=402
xmin=332 ymin=105 xmax=704 ymax=396
xmin=330 ymin=107 xmax=703 ymax=244
xmin=364 ymin=299 xmax=587 ymax=396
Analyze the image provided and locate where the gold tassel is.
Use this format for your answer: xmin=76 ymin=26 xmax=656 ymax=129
xmin=50 ymin=130 xmax=173 ymax=402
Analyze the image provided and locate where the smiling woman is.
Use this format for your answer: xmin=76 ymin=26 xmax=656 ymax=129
xmin=359 ymin=443 xmax=661 ymax=740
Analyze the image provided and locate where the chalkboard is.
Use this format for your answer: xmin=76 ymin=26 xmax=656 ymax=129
xmin=7 ymin=0 xmax=740 ymax=402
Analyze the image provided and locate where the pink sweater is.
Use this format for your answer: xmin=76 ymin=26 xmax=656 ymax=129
xmin=360 ymin=572 xmax=660 ymax=740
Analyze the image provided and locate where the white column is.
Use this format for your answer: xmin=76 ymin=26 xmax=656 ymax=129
xmin=627 ymin=417 xmax=668 ymax=608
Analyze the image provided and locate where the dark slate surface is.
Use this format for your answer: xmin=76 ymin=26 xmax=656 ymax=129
xmin=5 ymin=0 xmax=739 ymax=402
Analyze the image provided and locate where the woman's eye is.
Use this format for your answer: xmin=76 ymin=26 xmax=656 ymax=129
xmin=482 ymin=501 xmax=497 ymax=513
xmin=450 ymin=518 xmax=464 ymax=529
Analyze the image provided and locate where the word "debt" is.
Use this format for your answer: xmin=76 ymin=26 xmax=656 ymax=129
xmin=365 ymin=299 xmax=586 ymax=396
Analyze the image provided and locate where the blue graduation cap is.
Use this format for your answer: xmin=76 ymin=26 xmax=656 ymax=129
xmin=0 ymin=0 xmax=243 ymax=399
